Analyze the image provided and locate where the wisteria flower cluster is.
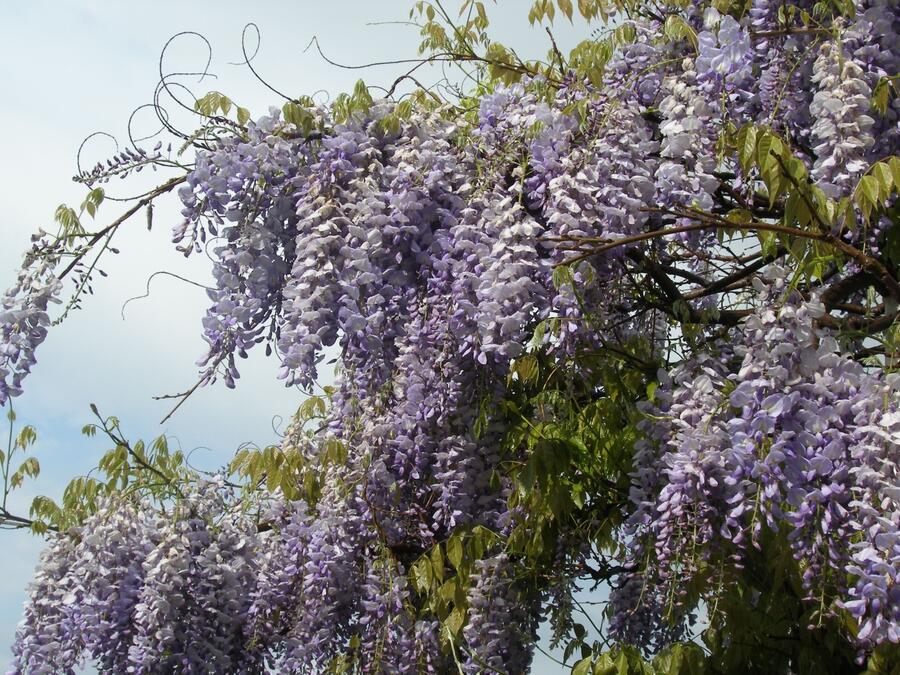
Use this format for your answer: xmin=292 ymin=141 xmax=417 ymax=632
xmin=0 ymin=236 xmax=63 ymax=404
xmin=612 ymin=269 xmax=900 ymax=648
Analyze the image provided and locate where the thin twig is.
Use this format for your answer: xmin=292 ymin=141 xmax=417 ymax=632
xmin=57 ymin=176 xmax=186 ymax=282
xmin=549 ymin=207 xmax=900 ymax=302
xmin=545 ymin=26 xmax=566 ymax=74
xmin=155 ymin=373 xmax=211 ymax=425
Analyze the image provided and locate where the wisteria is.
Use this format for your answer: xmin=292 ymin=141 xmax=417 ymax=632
xmin=462 ymin=553 xmax=539 ymax=673
xmin=0 ymin=236 xmax=63 ymax=404
xmin=3 ymin=0 xmax=900 ymax=672
xmin=611 ymin=270 xmax=900 ymax=648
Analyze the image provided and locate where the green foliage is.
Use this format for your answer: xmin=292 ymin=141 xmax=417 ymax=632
xmin=282 ymin=99 xmax=319 ymax=136
xmin=407 ymin=525 xmax=500 ymax=645
xmin=333 ymin=80 xmax=376 ymax=124
xmin=694 ymin=533 xmax=867 ymax=674
xmin=502 ymin=335 xmax=652 ymax=568
xmin=376 ymin=99 xmax=413 ymax=136
xmin=872 ymin=76 xmax=900 ymax=117
xmin=29 ymin=407 xmax=190 ymax=532
xmin=724 ymin=124 xmax=900 ymax=298
xmin=733 ymin=124 xmax=900 ymax=230
xmin=412 ymin=0 xmax=491 ymax=55
xmin=227 ymin=393 xmax=351 ymax=505
xmin=862 ymin=644 xmax=900 ymax=675
xmin=853 ymin=157 xmax=900 ymax=222
xmin=568 ymin=23 xmax=637 ymax=87
xmin=572 ymin=643 xmax=705 ymax=675
xmin=0 ymin=406 xmax=41 ymax=531
xmin=194 ymin=90 xmax=251 ymax=125
xmin=54 ymin=187 xmax=104 ymax=241
xmin=412 ymin=0 xmax=568 ymax=88
xmin=405 ymin=322 xmax=655 ymax=663
xmin=54 ymin=203 xmax=84 ymax=239
xmin=9 ymin=456 xmax=39 ymax=490
xmin=80 ymin=187 xmax=105 ymax=220
xmin=527 ymin=0 xmax=618 ymax=25
xmin=663 ymin=15 xmax=698 ymax=50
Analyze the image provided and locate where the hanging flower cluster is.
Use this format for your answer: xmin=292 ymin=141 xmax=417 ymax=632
xmin=611 ymin=269 xmax=900 ymax=648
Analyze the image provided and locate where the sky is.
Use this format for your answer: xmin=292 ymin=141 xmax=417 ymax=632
xmin=0 ymin=1 xmax=596 ymax=671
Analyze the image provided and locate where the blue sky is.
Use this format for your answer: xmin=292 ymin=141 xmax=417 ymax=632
xmin=0 ymin=2 xmax=594 ymax=671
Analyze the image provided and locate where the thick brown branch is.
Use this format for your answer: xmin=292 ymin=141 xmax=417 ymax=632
xmin=627 ymin=250 xmax=752 ymax=327
xmin=817 ymin=310 xmax=900 ymax=333
xmin=0 ymin=507 xmax=55 ymax=532
xmin=750 ymin=28 xmax=830 ymax=39
xmin=820 ymin=270 xmax=880 ymax=308
xmin=549 ymin=207 xmax=900 ymax=303
xmin=684 ymin=248 xmax=787 ymax=300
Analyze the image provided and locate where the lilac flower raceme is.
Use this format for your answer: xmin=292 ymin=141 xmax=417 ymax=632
xmin=611 ymin=269 xmax=900 ymax=651
xmin=696 ymin=11 xmax=752 ymax=80
xmin=0 ymin=237 xmax=63 ymax=406
xmin=11 ymin=530 xmax=82 ymax=674
xmin=810 ymin=41 xmax=877 ymax=199
xmin=462 ymin=553 xmax=539 ymax=674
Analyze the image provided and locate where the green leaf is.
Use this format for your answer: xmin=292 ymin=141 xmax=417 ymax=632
xmin=430 ymin=544 xmax=444 ymax=584
xmin=446 ymin=534 xmax=464 ymax=569
xmin=438 ymin=578 xmax=458 ymax=604
xmin=411 ymin=556 xmax=432 ymax=593
xmin=514 ymin=354 xmax=540 ymax=384
xmin=283 ymin=102 xmax=315 ymax=133
xmin=15 ymin=425 xmax=36 ymax=449
xmin=298 ymin=395 xmax=326 ymax=421
xmin=860 ymin=174 xmax=881 ymax=206
xmin=664 ymin=15 xmax=698 ymax=49
xmin=872 ymin=77 xmax=892 ymax=116
xmin=856 ymin=174 xmax=882 ymax=221
xmin=591 ymin=652 xmax=617 ymax=675
xmin=553 ymin=265 xmax=574 ymax=289
xmin=756 ymin=131 xmax=781 ymax=169
xmin=577 ymin=0 xmax=597 ymax=21
xmin=194 ymin=91 xmax=229 ymax=117
xmin=444 ymin=606 xmax=466 ymax=637
xmin=572 ymin=656 xmax=593 ymax=675
xmin=725 ymin=208 xmax=753 ymax=225
xmin=754 ymin=132 xmax=787 ymax=207
xmin=652 ymin=643 xmax=706 ymax=674
xmin=531 ymin=319 xmax=547 ymax=347
xmin=888 ymin=156 xmax=900 ymax=189
xmin=784 ymin=156 xmax=808 ymax=182
xmin=10 ymin=456 xmax=40 ymax=489
xmin=873 ymin=161 xmax=893 ymax=196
